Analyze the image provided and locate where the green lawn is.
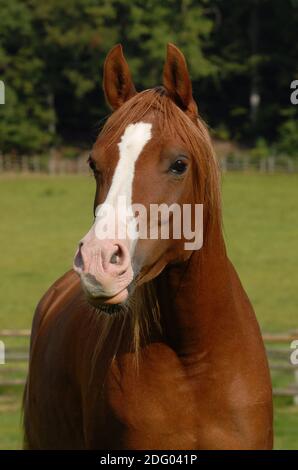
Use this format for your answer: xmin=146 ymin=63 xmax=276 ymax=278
xmin=0 ymin=173 xmax=297 ymax=449
xmin=0 ymin=174 xmax=94 ymax=329
xmin=0 ymin=390 xmax=23 ymax=450
xmin=222 ymin=173 xmax=298 ymax=332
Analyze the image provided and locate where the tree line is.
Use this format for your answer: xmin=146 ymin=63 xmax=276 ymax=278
xmin=0 ymin=0 xmax=298 ymax=157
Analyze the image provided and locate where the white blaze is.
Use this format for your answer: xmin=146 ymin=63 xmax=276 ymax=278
xmin=94 ymin=122 xmax=152 ymax=249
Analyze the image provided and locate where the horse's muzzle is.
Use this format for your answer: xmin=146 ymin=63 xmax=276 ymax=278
xmin=73 ymin=238 xmax=134 ymax=305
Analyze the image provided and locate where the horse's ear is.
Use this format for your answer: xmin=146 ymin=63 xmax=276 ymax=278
xmin=103 ymin=44 xmax=137 ymax=110
xmin=163 ymin=43 xmax=198 ymax=118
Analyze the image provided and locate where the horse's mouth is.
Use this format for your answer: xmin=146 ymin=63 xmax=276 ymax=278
xmin=85 ymin=287 xmax=130 ymax=314
xmin=95 ymin=302 xmax=127 ymax=315
xmin=78 ymin=272 xmax=136 ymax=315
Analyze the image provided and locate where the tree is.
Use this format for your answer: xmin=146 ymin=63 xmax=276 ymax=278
xmin=0 ymin=0 xmax=297 ymax=154
xmin=0 ymin=0 xmax=55 ymax=153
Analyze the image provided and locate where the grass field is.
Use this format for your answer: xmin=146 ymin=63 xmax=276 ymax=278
xmin=0 ymin=173 xmax=297 ymax=449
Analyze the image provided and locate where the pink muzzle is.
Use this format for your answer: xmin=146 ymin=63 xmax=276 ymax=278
xmin=73 ymin=234 xmax=133 ymax=305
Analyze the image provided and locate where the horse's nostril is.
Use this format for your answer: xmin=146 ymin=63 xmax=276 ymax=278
xmin=110 ymin=253 xmax=118 ymax=264
xmin=110 ymin=246 xmax=120 ymax=265
xmin=74 ymin=244 xmax=84 ymax=272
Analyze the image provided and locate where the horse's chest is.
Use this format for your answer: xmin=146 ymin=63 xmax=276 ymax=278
xmin=102 ymin=345 xmax=201 ymax=449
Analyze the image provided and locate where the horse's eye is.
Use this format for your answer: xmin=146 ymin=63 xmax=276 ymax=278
xmin=169 ymin=159 xmax=188 ymax=175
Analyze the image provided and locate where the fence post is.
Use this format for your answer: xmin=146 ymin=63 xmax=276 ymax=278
xmin=0 ymin=340 xmax=5 ymax=365
xmin=287 ymin=157 xmax=294 ymax=173
xmin=259 ymin=158 xmax=266 ymax=172
xmin=267 ymin=156 xmax=275 ymax=173
xmin=243 ymin=155 xmax=249 ymax=171
xmin=221 ymin=156 xmax=227 ymax=173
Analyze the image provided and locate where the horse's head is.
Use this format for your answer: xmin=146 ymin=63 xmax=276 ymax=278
xmin=73 ymin=44 xmax=220 ymax=311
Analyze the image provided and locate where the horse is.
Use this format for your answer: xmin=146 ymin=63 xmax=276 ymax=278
xmin=23 ymin=44 xmax=273 ymax=450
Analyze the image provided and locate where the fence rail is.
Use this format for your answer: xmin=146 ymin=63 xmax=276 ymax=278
xmin=220 ymin=154 xmax=298 ymax=173
xmin=0 ymin=329 xmax=298 ymax=402
xmin=1 ymin=154 xmax=298 ymax=174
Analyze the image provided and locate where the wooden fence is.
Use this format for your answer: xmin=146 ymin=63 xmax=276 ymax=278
xmin=0 ymin=154 xmax=90 ymax=174
xmin=0 ymin=329 xmax=298 ymax=403
xmin=220 ymin=154 xmax=298 ymax=173
xmin=263 ymin=332 xmax=298 ymax=404
xmin=0 ymin=153 xmax=298 ymax=174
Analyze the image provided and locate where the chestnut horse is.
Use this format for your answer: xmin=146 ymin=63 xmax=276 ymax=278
xmin=23 ymin=44 xmax=273 ymax=449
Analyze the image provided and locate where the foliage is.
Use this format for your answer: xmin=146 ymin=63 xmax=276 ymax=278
xmin=250 ymin=137 xmax=271 ymax=160
xmin=277 ymin=119 xmax=298 ymax=157
xmin=0 ymin=0 xmax=298 ymax=153
xmin=0 ymin=0 xmax=55 ymax=153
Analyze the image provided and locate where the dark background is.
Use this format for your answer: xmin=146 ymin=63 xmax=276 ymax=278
xmin=0 ymin=0 xmax=298 ymax=157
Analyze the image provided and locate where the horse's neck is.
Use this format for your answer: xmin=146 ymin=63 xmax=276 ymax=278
xmin=156 ymin=224 xmax=259 ymax=360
